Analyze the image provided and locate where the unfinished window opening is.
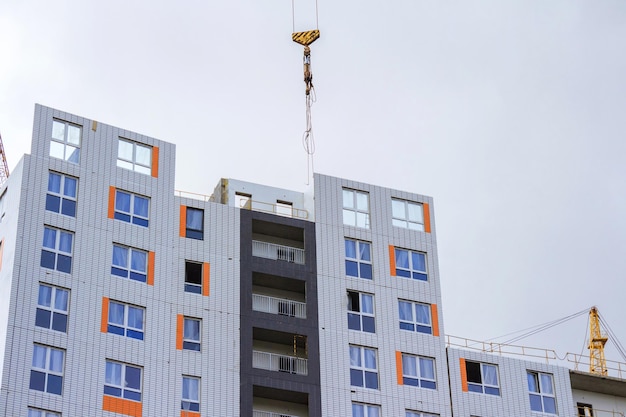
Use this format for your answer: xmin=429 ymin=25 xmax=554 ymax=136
xmin=276 ymin=200 xmax=293 ymax=217
xmin=185 ymin=261 xmax=203 ymax=294
xmin=236 ymin=192 xmax=251 ymax=209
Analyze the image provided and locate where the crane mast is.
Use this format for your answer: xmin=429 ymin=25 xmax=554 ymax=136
xmin=588 ymin=306 xmax=608 ymax=375
xmin=0 ymin=131 xmax=9 ymax=186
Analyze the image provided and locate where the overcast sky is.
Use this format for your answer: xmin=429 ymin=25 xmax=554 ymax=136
xmin=2 ymin=1 xmax=625 ymax=369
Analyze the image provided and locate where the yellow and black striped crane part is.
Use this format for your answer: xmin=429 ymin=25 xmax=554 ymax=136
xmin=292 ymin=29 xmax=320 ymax=46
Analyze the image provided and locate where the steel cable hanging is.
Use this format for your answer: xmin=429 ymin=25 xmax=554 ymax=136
xmin=598 ymin=313 xmax=626 ymax=362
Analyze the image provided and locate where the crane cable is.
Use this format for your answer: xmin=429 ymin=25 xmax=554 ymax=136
xmin=598 ymin=313 xmax=626 ymax=362
xmin=303 ymin=68 xmax=316 ymax=184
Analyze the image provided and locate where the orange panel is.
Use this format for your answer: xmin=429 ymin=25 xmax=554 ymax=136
xmin=395 ymin=351 xmax=404 ymax=385
xmin=101 ymin=297 xmax=109 ymax=333
xmin=202 ymin=262 xmax=210 ymax=296
xmin=147 ymin=251 xmax=155 ymax=286
xmin=181 ymin=412 xmax=201 ymax=417
xmin=460 ymin=358 xmax=468 ymax=392
xmin=0 ymin=238 xmax=4 ymax=271
xmin=102 ymin=395 xmax=143 ymax=417
xmin=388 ymin=245 xmax=396 ymax=276
xmin=108 ymin=186 xmax=116 ymax=219
xmin=151 ymin=146 xmax=159 ymax=178
xmin=179 ymin=205 xmax=187 ymax=237
xmin=423 ymin=202 xmax=431 ymax=233
xmin=431 ymin=304 xmax=439 ymax=337
xmin=176 ymin=314 xmax=184 ymax=350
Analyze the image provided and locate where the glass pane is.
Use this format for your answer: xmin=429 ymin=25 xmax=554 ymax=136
xmin=356 ymin=192 xmax=368 ymax=211
xmin=118 ymin=140 xmax=133 ymax=160
xmin=392 ymin=199 xmax=405 ymax=219
xmin=32 ymin=345 xmax=47 ymax=368
xmin=105 ymin=362 xmax=122 ymax=385
xmin=352 ymin=404 xmax=364 ymax=417
xmin=358 ymin=242 xmax=371 ymax=261
xmin=48 ymin=173 xmax=61 ymax=193
xmin=343 ymin=209 xmax=355 ymax=226
xmin=52 ymin=121 xmax=65 ymax=141
xmin=365 ymin=371 xmax=378 ymax=389
xmin=412 ymin=252 xmax=426 ymax=272
xmin=407 ymin=202 xmax=423 ymax=223
xmin=66 ymin=125 xmax=80 ymax=145
xmin=115 ymin=191 xmax=131 ymax=212
xmin=392 ymin=218 xmax=406 ymax=228
xmin=131 ymin=250 xmax=147 ymax=272
xmin=364 ymin=349 xmax=376 ymax=369
xmin=49 ymin=349 xmax=64 ymax=372
xmin=127 ymin=307 xmax=144 ymax=330
xmin=368 ymin=406 xmax=380 ymax=417
xmin=527 ymin=372 xmax=539 ymax=392
xmin=343 ymin=189 xmax=354 ymax=208
xmin=112 ymin=246 xmax=128 ymax=268
xmin=350 ymin=369 xmax=363 ymax=387
xmin=38 ymin=285 xmax=52 ymax=307
xmin=42 ymin=228 xmax=56 ymax=249
xmin=540 ymin=373 xmax=554 ymax=394
xmin=108 ymin=302 xmax=124 ymax=325
xmin=186 ymin=208 xmax=203 ymax=230
xmin=135 ymin=165 xmax=151 ymax=175
xmin=125 ymin=366 xmax=141 ymax=390
xmin=543 ymin=396 xmax=557 ymax=414
xmin=395 ymin=249 xmax=409 ymax=269
xmin=58 ymin=232 xmax=72 ymax=253
xmin=529 ymin=394 xmax=543 ymax=411
xmin=135 ymin=144 xmax=151 ymax=166
xmin=402 ymin=355 xmax=417 ymax=376
xmin=360 ymin=263 xmax=372 ymax=279
xmin=356 ymin=212 xmax=369 ymax=228
xmin=51 ymin=313 xmax=67 ymax=333
xmin=345 ymin=240 xmax=356 ymax=258
xmin=398 ymin=301 xmax=413 ymax=321
xmin=66 ymin=146 xmax=80 ymax=163
xmin=362 ymin=316 xmax=375 ymax=333
xmin=347 ymin=313 xmax=361 ymax=331
xmin=49 ymin=142 xmax=65 ymax=160
xmin=184 ymin=319 xmax=200 ymax=341
xmin=361 ymin=294 xmax=373 ymax=314
xmin=64 ymin=177 xmax=77 ymax=198
xmin=183 ymin=377 xmax=199 ymax=401
xmin=35 ymin=309 xmax=51 ymax=328
xmin=54 ymin=289 xmax=69 ymax=311
xmin=117 ymin=160 xmax=133 ymax=170
xmin=415 ymin=304 xmax=430 ymax=325
xmin=419 ymin=357 xmax=435 ymax=379
xmin=30 ymin=370 xmax=46 ymax=391
xmin=133 ymin=196 xmax=149 ymax=217
xmin=349 ymin=346 xmax=361 ymax=366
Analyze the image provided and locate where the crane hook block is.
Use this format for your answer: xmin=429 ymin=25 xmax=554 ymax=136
xmin=292 ymin=29 xmax=320 ymax=46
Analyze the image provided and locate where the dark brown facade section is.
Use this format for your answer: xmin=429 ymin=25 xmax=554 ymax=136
xmin=240 ymin=209 xmax=321 ymax=417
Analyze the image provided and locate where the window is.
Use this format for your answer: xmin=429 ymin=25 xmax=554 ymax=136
xmin=185 ymin=207 xmax=204 ymax=240
xmin=51 ymin=120 xmax=81 ymax=163
xmin=41 ymin=227 xmax=73 ymax=273
xmin=235 ymin=192 xmax=251 ymax=209
xmin=527 ymin=371 xmax=556 ymax=414
xmin=402 ymin=354 xmax=436 ymax=389
xmin=30 ymin=345 xmax=64 ymax=395
xmin=107 ymin=301 xmax=144 ymax=340
xmin=577 ymin=403 xmax=593 ymax=417
xmin=117 ymin=138 xmax=152 ymax=175
xmin=276 ymin=200 xmax=293 ymax=217
xmin=114 ymin=190 xmax=149 ymax=227
xmin=182 ymin=376 xmax=200 ymax=412
xmin=465 ymin=361 xmax=500 ymax=395
xmin=347 ymin=291 xmax=375 ymax=333
xmin=46 ymin=172 xmax=77 ymax=217
xmin=112 ymin=244 xmax=148 ymax=283
xmin=399 ymin=300 xmax=431 ymax=334
xmin=392 ymin=198 xmax=424 ymax=231
xmin=343 ymin=189 xmax=370 ymax=228
xmin=28 ymin=409 xmax=61 ymax=417
xmin=352 ymin=403 xmax=380 ymax=417
xmin=104 ymin=361 xmax=142 ymax=402
xmin=350 ymin=346 xmax=378 ymax=389
xmin=345 ymin=239 xmax=372 ymax=279
xmin=185 ymin=261 xmax=203 ymax=294
xmin=35 ymin=284 xmax=69 ymax=333
xmin=183 ymin=317 xmax=201 ymax=351
xmin=406 ymin=412 xmax=438 ymax=417
xmin=394 ymin=248 xmax=427 ymax=281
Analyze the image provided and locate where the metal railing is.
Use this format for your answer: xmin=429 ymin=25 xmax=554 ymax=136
xmin=252 ymin=294 xmax=306 ymax=319
xmin=566 ymin=352 xmax=626 ymax=379
xmin=175 ymin=189 xmax=213 ymax=202
xmin=253 ymin=411 xmax=301 ymax=417
xmin=574 ymin=407 xmax=625 ymax=417
xmin=252 ymin=240 xmax=305 ymax=264
xmin=252 ymin=350 xmax=308 ymax=376
xmin=240 ymin=199 xmax=309 ymax=220
xmin=446 ymin=335 xmax=558 ymax=364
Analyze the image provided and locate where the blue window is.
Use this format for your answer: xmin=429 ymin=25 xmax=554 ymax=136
xmin=41 ymin=227 xmax=73 ymax=273
xmin=114 ymin=190 xmax=149 ymax=227
xmin=350 ymin=346 xmax=378 ymax=389
xmin=182 ymin=376 xmax=200 ymax=411
xmin=348 ymin=291 xmax=375 ymax=333
xmin=466 ymin=361 xmax=500 ymax=396
xmin=30 ymin=345 xmax=64 ymax=395
xmin=345 ymin=239 xmax=372 ymax=279
xmin=528 ymin=371 xmax=557 ymax=414
xmin=112 ymin=244 xmax=148 ymax=283
xmin=35 ymin=284 xmax=69 ymax=333
xmin=183 ymin=317 xmax=201 ymax=351
xmin=107 ymin=301 xmax=144 ymax=340
xmin=402 ymin=354 xmax=436 ymax=389
xmin=46 ymin=172 xmax=77 ymax=217
xmin=28 ymin=408 xmax=61 ymax=417
xmin=185 ymin=207 xmax=204 ymax=240
xmin=398 ymin=300 xmax=432 ymax=334
xmin=104 ymin=361 xmax=142 ymax=402
xmin=395 ymin=248 xmax=427 ymax=281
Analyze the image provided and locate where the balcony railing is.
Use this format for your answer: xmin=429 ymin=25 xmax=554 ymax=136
xmin=253 ymin=411 xmax=301 ymax=417
xmin=252 ymin=350 xmax=308 ymax=376
xmin=252 ymin=240 xmax=305 ymax=264
xmin=252 ymin=294 xmax=306 ymax=319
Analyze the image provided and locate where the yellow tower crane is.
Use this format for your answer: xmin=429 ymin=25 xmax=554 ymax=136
xmin=588 ymin=306 xmax=608 ymax=376
xmin=0 ymin=131 xmax=10 ymax=185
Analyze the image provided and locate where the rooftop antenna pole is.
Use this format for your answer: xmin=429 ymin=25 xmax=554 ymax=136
xmin=292 ymin=0 xmax=320 ymax=185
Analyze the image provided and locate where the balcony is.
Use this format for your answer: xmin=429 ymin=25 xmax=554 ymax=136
xmin=253 ymin=351 xmax=308 ymax=376
xmin=253 ymin=412 xmax=301 ymax=417
xmin=252 ymin=240 xmax=305 ymax=264
xmin=253 ymin=386 xmax=308 ymax=417
xmin=253 ymin=294 xmax=306 ymax=319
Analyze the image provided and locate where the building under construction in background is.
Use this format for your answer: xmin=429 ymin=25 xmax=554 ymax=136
xmin=0 ymin=105 xmax=624 ymax=417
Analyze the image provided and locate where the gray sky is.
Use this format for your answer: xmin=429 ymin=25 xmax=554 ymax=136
xmin=2 ymin=1 xmax=625 ymax=368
